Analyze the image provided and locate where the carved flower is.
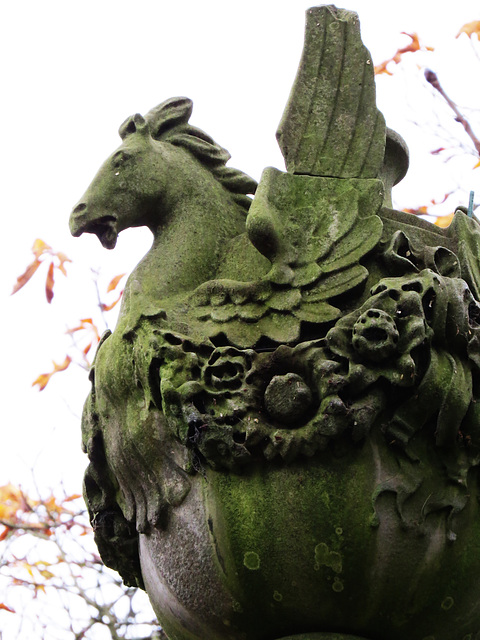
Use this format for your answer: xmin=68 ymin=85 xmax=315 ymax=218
xmin=352 ymin=308 xmax=399 ymax=363
xmin=203 ymin=347 xmax=254 ymax=391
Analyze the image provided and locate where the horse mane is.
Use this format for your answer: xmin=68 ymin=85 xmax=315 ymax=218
xmin=144 ymin=97 xmax=257 ymax=212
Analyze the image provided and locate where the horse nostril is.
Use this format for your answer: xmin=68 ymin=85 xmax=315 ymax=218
xmin=73 ymin=203 xmax=87 ymax=214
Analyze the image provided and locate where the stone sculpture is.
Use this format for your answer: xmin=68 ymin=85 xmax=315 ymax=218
xmin=70 ymin=6 xmax=480 ymax=640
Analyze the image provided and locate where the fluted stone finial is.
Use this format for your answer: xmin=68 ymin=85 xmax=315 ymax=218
xmin=277 ymin=5 xmax=386 ymax=178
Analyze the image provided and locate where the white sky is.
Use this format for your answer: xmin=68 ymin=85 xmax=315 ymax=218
xmin=1 ymin=0 xmax=479 ymax=497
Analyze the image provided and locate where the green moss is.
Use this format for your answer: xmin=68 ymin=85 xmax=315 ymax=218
xmin=314 ymin=543 xmax=342 ymax=574
xmin=243 ymin=551 xmax=260 ymax=571
xmin=332 ymin=577 xmax=344 ymax=593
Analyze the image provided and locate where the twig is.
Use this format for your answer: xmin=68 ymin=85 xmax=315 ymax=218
xmin=425 ymin=69 xmax=480 ymax=156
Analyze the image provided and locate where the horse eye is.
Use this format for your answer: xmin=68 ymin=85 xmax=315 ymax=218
xmin=111 ymin=150 xmax=130 ymax=168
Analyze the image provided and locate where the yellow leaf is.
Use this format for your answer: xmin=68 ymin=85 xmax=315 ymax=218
xmin=456 ymin=20 xmax=480 ymax=39
xmin=474 ymin=159 xmax=480 ymax=169
xmin=39 ymin=569 xmax=55 ymax=580
xmin=32 ymin=239 xmax=52 ymax=259
xmin=435 ymin=212 xmax=455 ymax=228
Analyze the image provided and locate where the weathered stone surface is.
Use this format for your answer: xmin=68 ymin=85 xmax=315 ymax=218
xmin=277 ymin=6 xmax=385 ymax=178
xmin=70 ymin=5 xmax=480 ymax=640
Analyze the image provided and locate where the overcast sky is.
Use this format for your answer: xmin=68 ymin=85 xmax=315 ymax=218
xmin=2 ymin=0 xmax=479 ymax=495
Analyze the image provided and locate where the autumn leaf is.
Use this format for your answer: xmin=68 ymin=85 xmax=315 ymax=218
xmin=403 ymin=206 xmax=429 ymax=215
xmin=0 ymin=484 xmax=26 ymax=521
xmin=32 ymin=238 xmax=52 ymax=259
xmin=32 ymin=356 xmax=72 ymax=391
xmin=474 ymin=159 xmax=480 ymax=169
xmin=45 ymin=261 xmax=55 ymax=303
xmin=435 ymin=212 xmax=455 ymax=228
xmin=66 ymin=318 xmax=101 ymax=343
xmin=11 ymin=258 xmax=42 ymax=295
xmin=63 ymin=494 xmax=82 ymax=502
xmin=456 ymin=21 xmax=480 ymax=39
xmin=56 ymin=252 xmax=72 ymax=277
xmin=375 ymin=33 xmax=434 ymax=75
xmin=431 ymin=192 xmax=453 ymax=206
xmin=0 ymin=603 xmax=15 ymax=613
xmin=100 ymin=290 xmax=124 ymax=312
xmin=12 ymin=239 xmax=71 ymax=299
xmin=107 ymin=273 xmax=126 ymax=293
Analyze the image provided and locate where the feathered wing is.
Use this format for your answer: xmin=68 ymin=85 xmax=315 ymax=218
xmin=191 ymin=170 xmax=384 ymax=348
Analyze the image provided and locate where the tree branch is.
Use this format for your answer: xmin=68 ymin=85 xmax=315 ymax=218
xmin=425 ymin=69 xmax=480 ymax=156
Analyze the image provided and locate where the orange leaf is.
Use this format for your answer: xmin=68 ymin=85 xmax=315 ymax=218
xmin=0 ymin=603 xmax=15 ymax=613
xmin=32 ymin=373 xmax=52 ymax=392
xmin=63 ymin=493 xmax=82 ymax=502
xmin=431 ymin=192 xmax=453 ymax=206
xmin=45 ymin=262 xmax=55 ymax=303
xmin=374 ymin=33 xmax=433 ymax=76
xmin=65 ymin=318 xmax=101 ymax=342
xmin=456 ymin=20 xmax=480 ymax=39
xmin=374 ymin=60 xmax=394 ymax=76
xmin=435 ymin=212 xmax=455 ymax=228
xmin=107 ymin=273 xmax=126 ymax=293
xmin=430 ymin=147 xmax=445 ymax=155
xmin=0 ymin=527 xmax=11 ymax=542
xmin=11 ymin=258 xmax=42 ymax=295
xmin=100 ymin=290 xmax=124 ymax=312
xmin=83 ymin=342 xmax=93 ymax=356
xmin=32 ymin=356 xmax=72 ymax=391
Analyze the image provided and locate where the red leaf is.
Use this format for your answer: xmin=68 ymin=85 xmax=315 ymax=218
xmin=45 ymin=262 xmax=55 ymax=303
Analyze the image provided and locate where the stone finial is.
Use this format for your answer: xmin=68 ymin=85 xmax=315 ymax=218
xmin=276 ymin=5 xmax=386 ymax=178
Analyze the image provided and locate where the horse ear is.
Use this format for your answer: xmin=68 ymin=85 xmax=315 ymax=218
xmin=145 ymin=97 xmax=193 ymax=139
xmin=118 ymin=113 xmax=147 ymax=140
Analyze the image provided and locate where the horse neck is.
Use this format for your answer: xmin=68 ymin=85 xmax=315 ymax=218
xmin=128 ymin=163 xmax=246 ymax=305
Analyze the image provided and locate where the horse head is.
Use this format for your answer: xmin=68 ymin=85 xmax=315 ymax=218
xmin=70 ymin=97 xmax=257 ymax=250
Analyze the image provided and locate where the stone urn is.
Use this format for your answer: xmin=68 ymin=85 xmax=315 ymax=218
xmin=71 ymin=6 xmax=480 ymax=640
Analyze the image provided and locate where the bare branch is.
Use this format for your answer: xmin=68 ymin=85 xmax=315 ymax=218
xmin=424 ymin=69 xmax=480 ymax=156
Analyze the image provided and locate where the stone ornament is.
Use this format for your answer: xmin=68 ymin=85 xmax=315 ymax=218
xmin=70 ymin=6 xmax=480 ymax=640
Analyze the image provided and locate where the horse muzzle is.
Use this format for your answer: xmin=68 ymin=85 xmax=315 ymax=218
xmin=70 ymin=204 xmax=118 ymax=250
